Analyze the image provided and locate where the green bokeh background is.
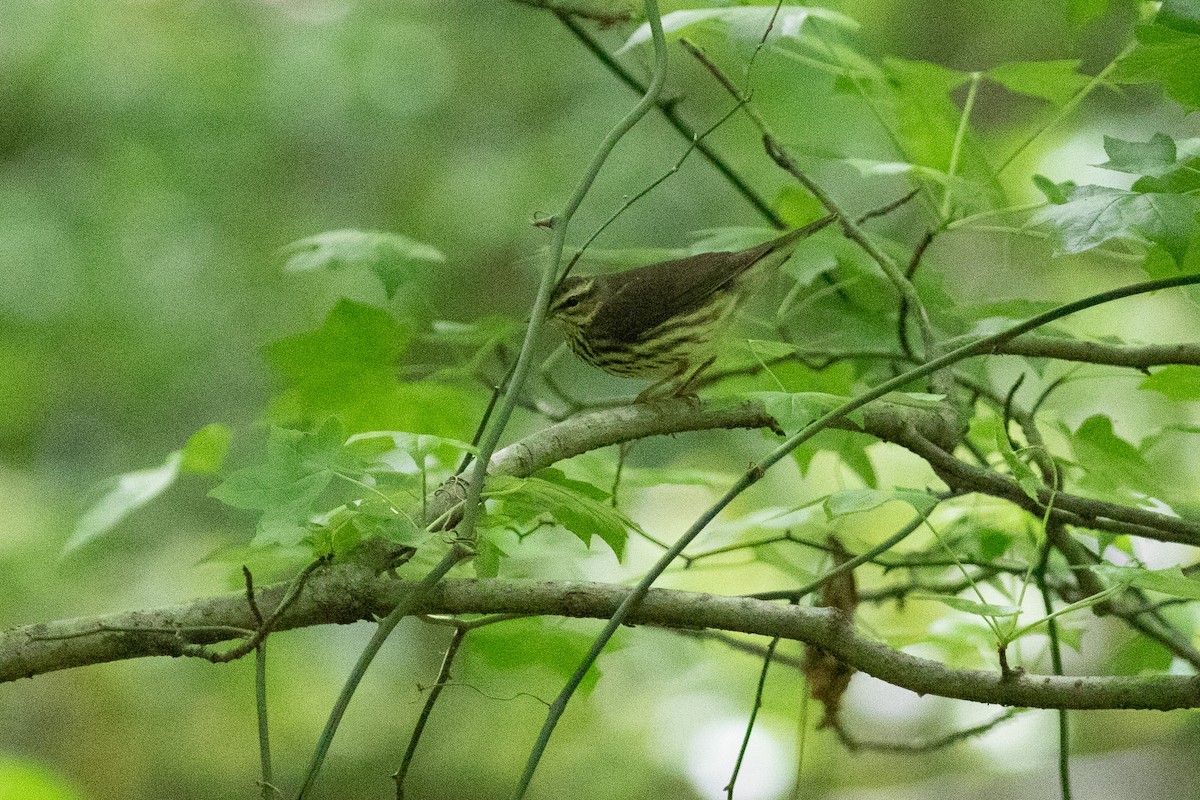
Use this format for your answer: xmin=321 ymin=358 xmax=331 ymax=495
xmin=4 ymin=1 xmax=1200 ymax=798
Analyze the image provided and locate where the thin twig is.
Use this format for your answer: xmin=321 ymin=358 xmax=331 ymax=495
xmin=725 ymin=633 xmax=782 ymax=799
xmin=394 ymin=626 xmax=468 ymax=799
xmin=834 ymin=709 xmax=1021 ymax=752
xmin=553 ymin=10 xmax=785 ymax=228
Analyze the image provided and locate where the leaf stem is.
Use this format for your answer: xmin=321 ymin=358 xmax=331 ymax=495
xmin=996 ymin=42 xmax=1136 ymax=175
xmin=942 ymin=72 xmax=981 ymax=220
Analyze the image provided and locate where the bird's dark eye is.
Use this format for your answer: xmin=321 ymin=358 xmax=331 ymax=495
xmin=563 ymin=296 xmax=581 ymax=308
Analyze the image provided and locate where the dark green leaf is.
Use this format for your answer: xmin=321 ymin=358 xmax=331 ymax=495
xmin=483 ymin=475 xmax=630 ymax=559
xmin=985 ymin=60 xmax=1089 ymax=106
xmin=1032 ymin=174 xmax=1074 ymax=204
xmin=1068 ymin=415 xmax=1154 ymax=497
xmin=1115 ymin=23 xmax=1200 ymax=108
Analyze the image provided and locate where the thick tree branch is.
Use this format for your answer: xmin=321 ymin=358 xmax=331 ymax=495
xmin=995 ymin=336 xmax=1200 ymax=369
xmin=6 ymin=568 xmax=1199 ymax=711
xmin=896 ymin=426 xmax=1200 ymax=547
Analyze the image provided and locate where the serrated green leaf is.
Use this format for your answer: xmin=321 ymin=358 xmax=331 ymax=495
xmin=1139 ymin=365 xmax=1200 ymax=400
xmin=209 ymin=422 xmax=351 ymax=543
xmin=65 ymin=451 xmax=183 ymax=552
xmin=346 ymin=430 xmax=477 ymax=473
xmin=918 ymin=594 xmax=1022 ymax=617
xmin=180 ymin=423 xmax=232 ymax=475
xmin=1092 ymin=564 xmax=1200 ymax=599
xmin=618 ymin=6 xmax=857 ymax=53
xmin=1096 ymin=133 xmax=1179 ymax=177
xmin=1068 ymin=415 xmax=1154 ymax=497
xmin=535 ymin=467 xmax=611 ymax=503
xmin=278 ymin=229 xmax=445 ymax=299
xmin=482 ymin=475 xmax=630 ymax=559
xmin=985 ymin=60 xmax=1089 ymax=106
xmin=1030 ymin=183 xmax=1199 ymax=263
xmin=266 ymin=299 xmax=412 ymax=433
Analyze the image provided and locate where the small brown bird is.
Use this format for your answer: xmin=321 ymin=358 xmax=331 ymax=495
xmin=548 ymin=214 xmax=835 ymax=399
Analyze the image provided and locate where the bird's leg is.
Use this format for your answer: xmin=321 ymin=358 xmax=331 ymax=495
xmin=673 ymin=355 xmax=718 ymax=397
xmin=634 ymin=361 xmax=691 ymax=403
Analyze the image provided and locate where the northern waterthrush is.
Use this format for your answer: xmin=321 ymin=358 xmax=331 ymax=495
xmin=548 ymin=214 xmax=836 ymax=399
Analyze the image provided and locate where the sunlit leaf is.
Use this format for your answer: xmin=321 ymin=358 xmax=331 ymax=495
xmin=618 ymin=6 xmax=857 ymax=53
xmin=1139 ymin=365 xmax=1200 ymax=400
xmin=265 ymin=299 xmax=415 ymax=434
xmin=180 ymin=423 xmax=232 ymax=475
xmin=278 ymin=229 xmax=445 ymax=299
xmin=66 ymin=452 xmax=183 ymax=552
